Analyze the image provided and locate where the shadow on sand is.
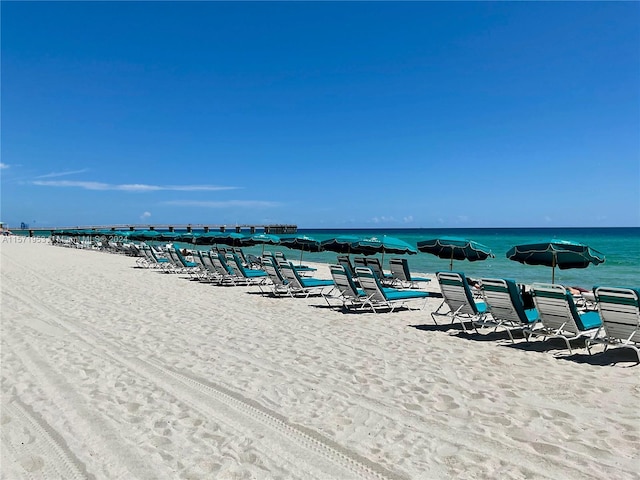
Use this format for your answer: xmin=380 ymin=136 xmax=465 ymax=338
xmin=410 ymin=323 xmax=639 ymax=367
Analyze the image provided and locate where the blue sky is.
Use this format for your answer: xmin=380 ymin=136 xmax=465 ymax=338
xmin=2 ymin=2 xmax=639 ymax=229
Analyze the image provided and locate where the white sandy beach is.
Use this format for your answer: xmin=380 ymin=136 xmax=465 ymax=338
xmin=1 ymin=240 xmax=638 ymax=479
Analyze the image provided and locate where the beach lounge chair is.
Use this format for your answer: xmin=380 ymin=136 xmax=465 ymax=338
xmin=265 ymin=252 xmax=316 ymax=276
xmin=161 ymin=247 xmax=184 ymax=272
xmin=353 ymin=257 xmax=392 ymax=283
xmin=364 ymin=257 xmax=394 ymax=284
xmin=141 ymin=245 xmax=174 ymax=271
xmin=174 ymin=247 xmax=200 ymax=273
xmin=431 ymin=272 xmax=488 ymax=331
xmin=475 ymin=278 xmax=540 ymax=342
xmin=225 ymin=253 xmax=269 ymax=285
xmin=208 ymin=252 xmax=248 ymax=286
xmin=337 ymin=255 xmax=357 ymax=279
xmin=324 ymin=264 xmax=368 ymax=311
xmin=191 ymin=250 xmax=223 ymax=283
xmin=187 ymin=249 xmax=210 ymax=279
xmin=274 ymin=251 xmax=317 ymax=274
xmin=586 ymin=287 xmax=640 ymax=362
xmin=163 ymin=247 xmax=200 ymax=275
xmin=388 ymin=258 xmax=431 ymax=289
xmin=260 ymin=256 xmax=293 ymax=296
xmin=525 ymin=283 xmax=602 ymax=353
xmin=355 ymin=267 xmax=430 ymax=313
xmin=135 ymin=244 xmax=155 ymax=268
xmin=277 ymin=260 xmax=334 ymax=298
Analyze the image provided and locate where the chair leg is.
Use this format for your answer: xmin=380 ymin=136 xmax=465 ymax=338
xmin=564 ymin=337 xmax=573 ymax=354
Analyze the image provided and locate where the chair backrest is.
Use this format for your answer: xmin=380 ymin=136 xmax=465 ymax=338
xmin=337 ymin=255 xmax=356 ymax=278
xmin=365 ymin=257 xmax=386 ymax=279
xmin=330 ymin=264 xmax=361 ymax=300
xmin=224 ymin=252 xmax=243 ymax=273
xmin=277 ymin=261 xmax=302 ymax=287
xmin=202 ymin=251 xmax=223 ymax=275
xmin=355 ymin=267 xmax=387 ymax=302
xmin=353 ymin=257 xmax=367 ymax=272
xmin=261 ymin=252 xmax=277 ymax=265
xmin=225 ymin=253 xmax=251 ymax=278
xmin=261 ymin=257 xmax=288 ymax=286
xmin=274 ymin=251 xmax=287 ymax=262
xmin=141 ymin=245 xmax=154 ymax=262
xmin=210 ymin=252 xmax=235 ymax=275
xmin=192 ymin=250 xmax=207 ymax=269
xmin=232 ymin=247 xmax=247 ymax=263
xmin=594 ymin=287 xmax=640 ymax=343
xmin=389 ymin=258 xmax=409 ymax=282
xmin=480 ymin=278 xmax=535 ymax=325
xmin=196 ymin=250 xmax=215 ymax=275
xmin=436 ymin=271 xmax=479 ymax=315
xmin=531 ymin=283 xmax=586 ymax=333
xmin=151 ymin=246 xmax=169 ymax=260
xmin=165 ymin=248 xmax=182 ymax=267
xmin=149 ymin=246 xmax=168 ymax=263
xmin=174 ymin=247 xmax=197 ymax=268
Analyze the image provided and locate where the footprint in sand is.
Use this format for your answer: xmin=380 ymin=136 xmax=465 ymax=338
xmin=530 ymin=441 xmax=561 ymax=456
xmin=150 ymin=435 xmax=172 ymax=447
xmin=19 ymin=455 xmax=44 ymax=473
xmin=540 ymin=408 xmax=574 ymax=421
xmin=435 ymin=443 xmax=460 ymax=457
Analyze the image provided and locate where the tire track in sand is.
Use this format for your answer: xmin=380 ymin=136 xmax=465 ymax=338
xmin=1 ymin=397 xmax=93 ymax=480
xmin=2 ymin=255 xmax=406 ymax=480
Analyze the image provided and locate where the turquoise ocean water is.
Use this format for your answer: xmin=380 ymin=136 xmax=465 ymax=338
xmin=30 ymin=227 xmax=639 ymax=288
xmin=228 ymin=228 xmax=639 ymax=289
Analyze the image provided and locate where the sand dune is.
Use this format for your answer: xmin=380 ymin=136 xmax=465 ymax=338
xmin=1 ymin=240 xmax=638 ymax=479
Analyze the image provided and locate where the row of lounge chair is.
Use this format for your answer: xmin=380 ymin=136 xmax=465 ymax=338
xmin=431 ymin=271 xmax=640 ymax=362
xmin=63 ymin=239 xmax=639 ymax=363
xmin=135 ymin=244 xmax=435 ymax=312
xmin=336 ymin=255 xmax=431 ymax=289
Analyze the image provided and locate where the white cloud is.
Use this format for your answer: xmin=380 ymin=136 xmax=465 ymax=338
xmin=36 ymin=169 xmax=89 ymax=178
xmin=370 ymin=216 xmax=396 ymax=224
xmin=140 ymin=211 xmax=151 ymax=219
xmin=32 ymin=180 xmax=237 ymax=192
xmin=0 ymin=163 xmax=9 ymax=169
xmin=163 ymin=200 xmax=282 ymax=208
xmin=403 ymin=215 xmax=414 ymax=223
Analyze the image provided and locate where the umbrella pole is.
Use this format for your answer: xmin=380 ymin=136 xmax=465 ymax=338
xmin=450 ymin=251 xmax=454 ymax=271
xmin=552 ymin=255 xmax=556 ymax=284
xmin=300 ymin=249 xmax=304 ymax=267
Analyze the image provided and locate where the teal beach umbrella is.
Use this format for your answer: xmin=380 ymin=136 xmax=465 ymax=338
xmin=350 ymin=235 xmax=417 ymax=265
xmin=280 ymin=235 xmax=323 ymax=266
xmin=241 ymin=233 xmax=281 ymax=254
xmin=506 ymin=240 xmax=605 ymax=283
xmin=193 ymin=231 xmax=246 ymax=246
xmin=417 ymin=236 xmax=494 ymax=271
xmin=130 ymin=230 xmax=162 ymax=242
xmin=319 ymin=235 xmax=364 ymax=255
